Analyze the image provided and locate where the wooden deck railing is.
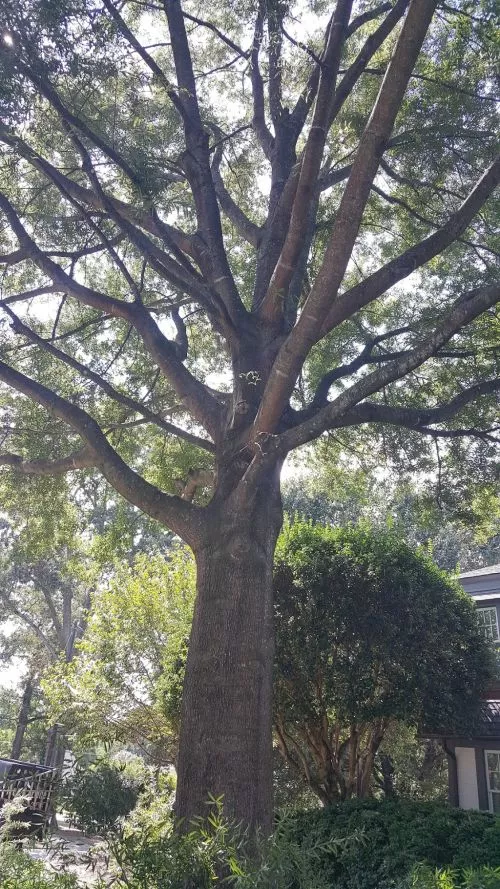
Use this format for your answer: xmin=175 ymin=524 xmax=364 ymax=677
xmin=0 ymin=767 xmax=57 ymax=816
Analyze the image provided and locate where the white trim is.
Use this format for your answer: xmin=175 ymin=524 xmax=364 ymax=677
xmin=484 ymin=750 xmax=500 ymax=813
xmin=470 ymin=593 xmax=500 ymax=602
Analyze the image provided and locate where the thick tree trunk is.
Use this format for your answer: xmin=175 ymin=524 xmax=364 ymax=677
xmin=175 ymin=470 xmax=282 ymax=836
xmin=10 ymin=675 xmax=34 ymax=760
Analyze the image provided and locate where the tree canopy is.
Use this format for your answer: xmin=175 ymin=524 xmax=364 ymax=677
xmin=273 ymin=520 xmax=495 ymax=803
xmin=0 ymin=0 xmax=498 ymax=831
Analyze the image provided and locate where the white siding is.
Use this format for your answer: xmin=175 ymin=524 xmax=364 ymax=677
xmin=455 ymin=746 xmax=479 ymax=810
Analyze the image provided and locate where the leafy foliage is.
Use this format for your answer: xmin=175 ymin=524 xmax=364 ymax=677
xmin=93 ymin=796 xmax=361 ymax=889
xmin=60 ymin=757 xmax=144 ymax=835
xmin=0 ymin=844 xmax=79 ymax=889
xmin=290 ymin=799 xmax=500 ymax=889
xmin=405 ymin=864 xmax=500 ymax=889
xmin=283 ymin=466 xmax=500 ymax=572
xmin=273 ymin=520 xmax=495 ymax=803
xmin=42 ymin=549 xmax=195 ymax=759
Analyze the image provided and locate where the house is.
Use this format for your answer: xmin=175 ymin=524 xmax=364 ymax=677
xmin=440 ymin=564 xmax=500 ymax=813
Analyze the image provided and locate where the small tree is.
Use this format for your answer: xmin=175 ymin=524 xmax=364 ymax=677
xmin=43 ymin=549 xmax=195 ymax=763
xmin=273 ymin=521 xmax=495 ymax=805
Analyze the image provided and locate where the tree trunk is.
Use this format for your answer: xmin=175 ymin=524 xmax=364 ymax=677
xmin=10 ymin=675 xmax=34 ymax=760
xmin=175 ymin=470 xmax=282 ymax=837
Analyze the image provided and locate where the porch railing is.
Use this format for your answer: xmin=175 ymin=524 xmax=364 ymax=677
xmin=0 ymin=765 xmax=57 ymax=816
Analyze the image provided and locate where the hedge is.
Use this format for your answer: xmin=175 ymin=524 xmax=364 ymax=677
xmin=291 ymin=799 xmax=500 ymax=888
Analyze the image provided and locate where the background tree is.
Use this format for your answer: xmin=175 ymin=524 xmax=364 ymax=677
xmin=283 ymin=459 xmax=500 ymax=571
xmin=273 ymin=520 xmax=495 ymax=805
xmin=0 ymin=0 xmax=498 ymax=831
xmin=0 ymin=685 xmax=47 ymax=763
xmin=0 ymin=528 xmax=96 ymax=761
xmin=43 ymin=549 xmax=195 ymax=765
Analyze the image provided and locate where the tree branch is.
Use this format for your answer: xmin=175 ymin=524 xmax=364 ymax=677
xmin=346 ymin=3 xmax=393 ymax=36
xmin=321 ymin=154 xmax=500 ymax=335
xmin=0 ymin=361 xmax=202 ymax=546
xmin=182 ymin=11 xmax=247 ymax=59
xmin=0 ymin=190 xmax=224 ymax=438
xmin=11 ymin=56 xmax=144 ymax=188
xmin=211 ymin=143 xmax=262 ymax=248
xmin=340 ymin=378 xmax=500 ymax=432
xmin=2 ymin=305 xmax=216 ymax=453
xmin=0 ymin=448 xmax=95 ymax=475
xmin=250 ymin=4 xmax=274 ymax=161
xmin=163 ymin=0 xmax=245 ymax=327
xmin=310 ymin=327 xmax=413 ymax=406
xmin=0 ymin=125 xmax=195 ymax=259
xmin=328 ymin=0 xmax=410 ymax=127
xmin=259 ymin=0 xmax=354 ymax=323
xmin=256 ymin=0 xmax=438 ymax=433
xmin=0 ymin=591 xmax=57 ymax=657
xmin=280 ymin=283 xmax=500 ymax=450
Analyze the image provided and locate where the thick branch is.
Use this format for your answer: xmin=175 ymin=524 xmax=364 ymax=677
xmin=256 ymin=0 xmax=438 ymax=433
xmin=0 ymin=448 xmax=95 ymax=475
xmin=267 ymin=3 xmax=285 ymax=128
xmin=346 ymin=2 xmax=393 ymax=36
xmin=163 ymin=0 xmax=245 ymax=326
xmin=175 ymin=468 xmax=215 ymax=502
xmin=0 ymin=361 xmax=201 ymax=545
xmin=0 ymin=190 xmax=223 ymax=437
xmin=321 ymin=155 xmax=500 ymax=335
xmin=2 ymin=306 xmax=215 ymax=453
xmin=259 ymin=0 xmax=354 ymax=323
xmin=280 ymin=283 xmax=500 ymax=450
xmin=101 ymin=0 xmax=180 ymax=104
xmin=250 ymin=4 xmax=274 ymax=160
xmin=337 ymin=379 xmax=500 ymax=431
xmin=328 ymin=0 xmax=410 ymax=127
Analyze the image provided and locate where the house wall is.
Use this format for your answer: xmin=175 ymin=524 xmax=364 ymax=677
xmin=440 ymin=569 xmax=500 ymax=812
xmin=445 ymin=739 xmax=499 ymax=811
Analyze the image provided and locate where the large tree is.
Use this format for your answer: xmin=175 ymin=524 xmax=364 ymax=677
xmin=0 ymin=0 xmax=498 ymax=833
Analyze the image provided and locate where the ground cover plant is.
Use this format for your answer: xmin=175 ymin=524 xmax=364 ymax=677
xmin=0 ymin=844 xmax=79 ymax=889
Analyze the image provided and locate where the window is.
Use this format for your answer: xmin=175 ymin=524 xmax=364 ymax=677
xmin=477 ymin=607 xmax=499 ymax=642
xmin=485 ymin=751 xmax=500 ymax=813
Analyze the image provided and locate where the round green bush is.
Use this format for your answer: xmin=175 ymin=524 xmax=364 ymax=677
xmin=61 ymin=759 xmax=143 ymax=835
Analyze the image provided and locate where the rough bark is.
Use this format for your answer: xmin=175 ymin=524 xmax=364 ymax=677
xmin=175 ymin=467 xmax=282 ymax=834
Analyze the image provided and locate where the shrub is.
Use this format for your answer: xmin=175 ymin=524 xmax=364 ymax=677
xmin=291 ymin=799 xmax=500 ymax=888
xmin=61 ymin=758 xmax=143 ymax=835
xmin=406 ymin=864 xmax=500 ymax=888
xmin=0 ymin=844 xmax=79 ymax=889
xmin=99 ymin=796 xmax=361 ymax=889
